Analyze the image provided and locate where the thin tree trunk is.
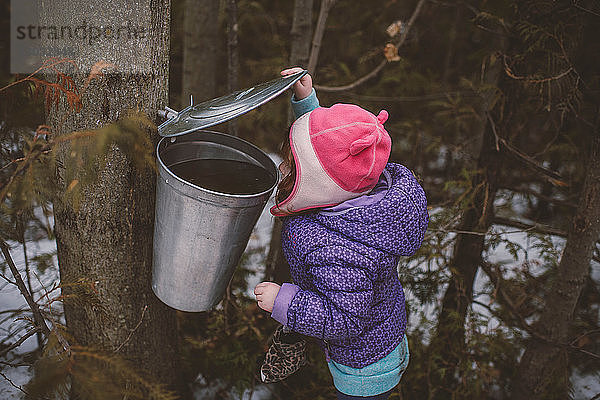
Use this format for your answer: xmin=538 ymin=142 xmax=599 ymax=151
xmin=290 ymin=0 xmax=314 ymax=69
xmin=226 ymin=0 xmax=239 ymax=136
xmin=427 ymin=52 xmax=505 ymax=399
xmin=181 ymin=0 xmax=219 ymax=105
xmin=307 ymin=0 xmax=335 ymax=75
xmin=513 ymin=133 xmax=600 ymax=400
xmin=265 ymin=0 xmax=313 ymax=284
xmin=17 ymin=216 xmax=44 ymax=351
xmin=41 ymin=0 xmax=187 ymax=397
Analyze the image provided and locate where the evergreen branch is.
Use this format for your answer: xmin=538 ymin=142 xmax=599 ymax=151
xmin=480 ymin=262 xmax=600 ymax=361
xmin=499 ymin=185 xmax=578 ymax=209
xmin=572 ymin=1 xmax=600 ymax=18
xmin=0 ymin=360 xmax=33 ymax=368
xmin=569 ymin=328 xmax=600 ymax=346
xmin=0 ymin=129 xmax=53 ymax=203
xmin=315 ymin=0 xmax=427 ymax=92
xmin=502 ymin=53 xmax=574 ymax=84
xmin=0 ymin=58 xmax=76 ymax=94
xmin=429 ymin=216 xmax=564 ymax=237
xmin=492 ymin=216 xmax=567 ymax=237
xmin=497 ymin=137 xmax=568 ymax=186
xmin=0 ymin=327 xmax=40 ymax=358
xmin=70 ymin=346 xmax=180 ymax=400
xmin=486 ymin=111 xmax=501 ymax=151
xmin=0 ymin=239 xmax=51 ymax=340
xmin=0 ymin=308 xmax=27 ymax=315
xmin=0 ymin=126 xmax=53 ymax=173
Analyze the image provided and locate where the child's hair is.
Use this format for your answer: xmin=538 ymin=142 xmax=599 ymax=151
xmin=275 ymin=140 xmax=296 ymax=205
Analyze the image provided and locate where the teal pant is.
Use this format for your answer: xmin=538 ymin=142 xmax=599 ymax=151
xmin=336 ymin=387 xmax=394 ymax=399
xmin=328 ymin=336 xmax=409 ymax=397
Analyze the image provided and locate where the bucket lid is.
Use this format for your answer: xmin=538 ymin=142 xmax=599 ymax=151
xmin=158 ymin=70 xmax=308 ymax=137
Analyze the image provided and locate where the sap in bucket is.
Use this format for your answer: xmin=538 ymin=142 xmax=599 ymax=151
xmin=153 ymin=70 xmax=306 ymax=312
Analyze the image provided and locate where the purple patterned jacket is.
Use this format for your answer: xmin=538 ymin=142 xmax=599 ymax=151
xmin=271 ymin=163 xmax=428 ymax=368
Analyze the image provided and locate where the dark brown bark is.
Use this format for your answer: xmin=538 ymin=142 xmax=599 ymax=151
xmin=427 ymin=53 xmax=505 ymax=398
xmin=290 ymin=0 xmax=314 ymax=69
xmin=513 ymin=133 xmax=600 ymax=400
xmin=42 ymin=0 xmax=187 ymax=397
xmin=181 ymin=0 xmax=219 ymax=105
xmin=226 ymin=0 xmax=239 ymax=136
xmin=265 ymin=0 xmax=313 ymax=284
xmin=307 ymin=0 xmax=335 ymax=75
xmin=428 ymin=115 xmax=502 ymax=399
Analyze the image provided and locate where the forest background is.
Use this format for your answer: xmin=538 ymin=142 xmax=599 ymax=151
xmin=0 ymin=0 xmax=599 ymax=399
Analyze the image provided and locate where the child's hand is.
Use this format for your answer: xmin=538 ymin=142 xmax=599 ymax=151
xmin=281 ymin=67 xmax=312 ymax=101
xmin=254 ymin=282 xmax=281 ymax=313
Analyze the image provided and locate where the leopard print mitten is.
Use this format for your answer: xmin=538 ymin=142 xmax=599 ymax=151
xmin=260 ymin=325 xmax=307 ymax=383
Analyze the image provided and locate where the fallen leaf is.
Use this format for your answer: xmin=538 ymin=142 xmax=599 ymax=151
xmin=384 ymin=43 xmax=401 ymax=62
xmin=386 ymin=20 xmax=404 ymax=37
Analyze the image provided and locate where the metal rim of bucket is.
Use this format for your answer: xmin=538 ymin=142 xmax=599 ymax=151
xmin=156 ymin=130 xmax=280 ymax=199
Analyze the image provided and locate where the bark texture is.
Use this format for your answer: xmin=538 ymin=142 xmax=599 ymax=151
xmin=226 ymin=0 xmax=239 ymax=136
xmin=265 ymin=0 xmax=313 ymax=284
xmin=41 ymin=0 xmax=186 ymax=396
xmin=290 ymin=0 xmax=313 ymax=68
xmin=513 ymin=134 xmax=600 ymax=399
xmin=181 ymin=0 xmax=219 ymax=105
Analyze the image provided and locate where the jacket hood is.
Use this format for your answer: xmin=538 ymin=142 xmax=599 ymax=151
xmin=314 ymin=163 xmax=428 ymax=256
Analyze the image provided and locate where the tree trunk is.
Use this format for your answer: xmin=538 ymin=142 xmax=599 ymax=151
xmin=427 ymin=53 xmax=505 ymax=399
xmin=290 ymin=0 xmax=314 ymax=69
xmin=226 ymin=0 xmax=239 ymax=136
xmin=181 ymin=0 xmax=219 ymax=105
xmin=307 ymin=0 xmax=335 ymax=75
xmin=41 ymin=0 xmax=187 ymax=397
xmin=265 ymin=0 xmax=313 ymax=284
xmin=513 ymin=133 xmax=600 ymax=399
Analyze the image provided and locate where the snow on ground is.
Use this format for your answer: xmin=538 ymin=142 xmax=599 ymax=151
xmin=0 ymin=154 xmax=283 ymax=399
xmin=2 ymin=168 xmax=599 ymax=399
xmin=0 ymin=234 xmax=59 ymax=399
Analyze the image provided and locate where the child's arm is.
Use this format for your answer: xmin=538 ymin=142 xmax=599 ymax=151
xmin=273 ymin=246 xmax=376 ymax=341
xmin=281 ymin=67 xmax=320 ymax=119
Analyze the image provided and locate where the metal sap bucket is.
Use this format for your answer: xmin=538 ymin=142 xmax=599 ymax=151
xmin=152 ymin=70 xmax=306 ymax=312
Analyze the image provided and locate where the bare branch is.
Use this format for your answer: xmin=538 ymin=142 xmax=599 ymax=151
xmin=0 ymin=239 xmax=51 ymax=340
xmin=0 ymin=271 xmax=16 ymax=286
xmin=315 ymin=0 xmax=428 ymax=92
xmin=0 ymin=360 xmax=33 ymax=368
xmin=0 ymin=371 xmax=29 ymax=396
xmin=0 ymin=328 xmax=40 ymax=358
xmin=113 ymin=305 xmax=148 ymax=353
xmin=480 ymin=262 xmax=600 ymax=360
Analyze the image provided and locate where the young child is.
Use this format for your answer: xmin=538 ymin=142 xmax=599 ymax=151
xmin=254 ymin=67 xmax=428 ymax=399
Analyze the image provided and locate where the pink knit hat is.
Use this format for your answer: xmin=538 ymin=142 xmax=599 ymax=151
xmin=271 ymin=104 xmax=391 ymax=216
